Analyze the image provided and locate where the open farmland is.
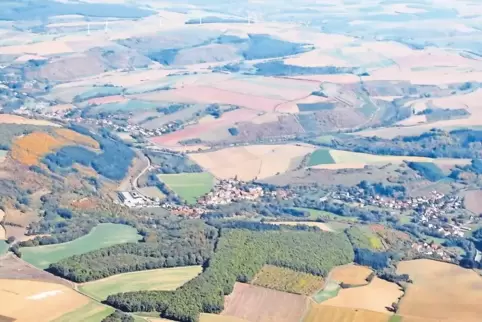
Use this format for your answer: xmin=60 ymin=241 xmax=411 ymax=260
xmin=321 ymin=277 xmax=403 ymax=313
xmin=463 ymin=190 xmax=482 ymax=214
xmin=0 ymin=240 xmax=7 ymax=255
xmin=21 ymin=223 xmax=141 ymax=269
xmin=397 ymin=259 xmax=482 ymax=322
xmin=53 ymin=301 xmax=114 ymax=322
xmin=188 ymin=144 xmax=315 ymax=180
xmin=308 ymin=149 xmax=335 ymax=167
xmin=0 ymin=279 xmax=90 ymax=322
xmin=79 ymin=266 xmax=202 ymax=301
xmin=221 ymin=282 xmax=308 ymax=322
xmin=330 ymin=264 xmax=373 ymax=286
xmin=304 ymin=304 xmax=391 ymax=322
xmin=158 ymin=172 xmax=214 ymax=204
xmin=269 ymin=221 xmax=334 ymax=232
xmin=200 ymin=314 xmax=249 ymax=322
xmin=251 ymin=265 xmax=324 ymax=295
xmin=0 ymin=114 xmax=60 ymax=127
xmin=312 ymin=280 xmax=341 ymax=303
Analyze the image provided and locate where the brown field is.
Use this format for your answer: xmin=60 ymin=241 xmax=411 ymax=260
xmin=304 ymin=304 xmax=391 ymax=322
xmin=0 ymin=279 xmax=88 ymax=322
xmin=397 ymin=259 xmax=482 ymax=322
xmin=330 ymin=264 xmax=372 ymax=286
xmin=269 ymin=221 xmax=334 ymax=232
xmin=86 ymin=95 xmax=128 ymax=105
xmin=200 ymin=313 xmax=249 ymax=322
xmin=221 ymin=282 xmax=308 ymax=322
xmin=0 ymin=114 xmax=60 ymax=127
xmin=463 ymin=190 xmax=482 ymax=214
xmin=0 ymin=40 xmax=74 ymax=55
xmin=54 ymin=129 xmax=99 ymax=149
xmin=321 ymin=277 xmax=403 ymax=313
xmin=188 ymin=144 xmax=315 ymax=180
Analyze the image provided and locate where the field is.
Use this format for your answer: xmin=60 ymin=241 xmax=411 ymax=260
xmin=0 ymin=240 xmax=8 ymax=255
xmin=221 ymin=282 xmax=308 ymax=322
xmin=200 ymin=314 xmax=248 ymax=322
xmin=0 ymin=279 xmax=90 ymax=322
xmin=321 ymin=277 xmax=403 ymax=313
xmin=79 ymin=266 xmax=202 ymax=301
xmin=312 ymin=280 xmax=341 ymax=303
xmin=397 ymin=259 xmax=482 ymax=322
xmin=0 ymin=114 xmax=60 ymax=127
xmin=304 ymin=304 xmax=391 ymax=322
xmin=188 ymin=144 xmax=316 ymax=180
xmin=139 ymin=186 xmax=166 ymax=199
xmin=463 ymin=190 xmax=482 ymax=214
xmin=294 ymin=207 xmax=358 ymax=222
xmin=308 ymin=149 xmax=335 ymax=167
xmin=21 ymin=223 xmax=141 ymax=269
xmin=269 ymin=221 xmax=334 ymax=232
xmin=53 ymin=301 xmax=114 ymax=322
xmin=158 ymin=172 xmax=214 ymax=204
xmin=330 ymin=264 xmax=373 ymax=286
xmin=251 ymin=265 xmax=324 ymax=295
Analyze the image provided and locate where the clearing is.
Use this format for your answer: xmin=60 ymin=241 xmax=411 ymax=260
xmin=158 ymin=172 xmax=214 ymax=204
xmin=321 ymin=277 xmax=403 ymax=313
xmin=0 ymin=279 xmax=89 ymax=322
xmin=397 ymin=259 xmax=482 ymax=322
xmin=221 ymin=282 xmax=308 ymax=322
xmin=304 ymin=304 xmax=391 ymax=322
xmin=79 ymin=266 xmax=202 ymax=301
xmin=269 ymin=221 xmax=334 ymax=232
xmin=21 ymin=223 xmax=141 ymax=269
xmin=330 ymin=264 xmax=373 ymax=286
xmin=188 ymin=144 xmax=315 ymax=181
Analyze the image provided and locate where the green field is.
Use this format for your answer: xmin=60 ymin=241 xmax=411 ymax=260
xmin=294 ymin=207 xmax=358 ymax=222
xmin=158 ymin=172 xmax=214 ymax=204
xmin=21 ymin=223 xmax=141 ymax=269
xmin=312 ymin=280 xmax=340 ymax=303
xmin=53 ymin=301 xmax=114 ymax=322
xmin=79 ymin=266 xmax=202 ymax=301
xmin=95 ymin=99 xmax=158 ymax=113
xmin=0 ymin=240 xmax=8 ymax=255
xmin=308 ymin=149 xmax=335 ymax=166
xmin=74 ymin=86 xmax=123 ymax=102
xmin=388 ymin=315 xmax=403 ymax=322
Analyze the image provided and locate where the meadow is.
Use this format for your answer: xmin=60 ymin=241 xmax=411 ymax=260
xmin=21 ymin=223 xmax=141 ymax=269
xmin=294 ymin=207 xmax=358 ymax=222
xmin=269 ymin=221 xmax=334 ymax=232
xmin=308 ymin=149 xmax=335 ymax=166
xmin=0 ymin=240 xmax=8 ymax=255
xmin=53 ymin=301 xmax=114 ymax=322
xmin=79 ymin=266 xmax=202 ymax=301
xmin=158 ymin=172 xmax=214 ymax=204
xmin=312 ymin=280 xmax=341 ymax=303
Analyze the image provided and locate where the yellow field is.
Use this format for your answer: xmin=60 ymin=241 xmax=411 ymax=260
xmin=330 ymin=264 xmax=372 ymax=285
xmin=79 ymin=266 xmax=202 ymax=301
xmin=321 ymin=277 xmax=402 ymax=313
xmin=397 ymin=259 xmax=482 ymax=322
xmin=54 ymin=129 xmax=99 ymax=149
xmin=0 ymin=279 xmax=89 ymax=322
xmin=269 ymin=221 xmax=334 ymax=232
xmin=0 ymin=114 xmax=60 ymax=127
xmin=188 ymin=144 xmax=315 ymax=180
xmin=304 ymin=304 xmax=391 ymax=322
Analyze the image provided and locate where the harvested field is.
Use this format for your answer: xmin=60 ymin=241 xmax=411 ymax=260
xmin=86 ymin=95 xmax=127 ymax=105
xmin=321 ymin=277 xmax=403 ymax=313
xmin=188 ymin=144 xmax=315 ymax=181
xmin=463 ymin=190 xmax=482 ymax=214
xmin=330 ymin=264 xmax=372 ymax=286
xmin=0 ymin=279 xmax=89 ymax=322
xmin=397 ymin=259 xmax=482 ymax=322
xmin=304 ymin=304 xmax=391 ymax=322
xmin=251 ymin=265 xmax=324 ymax=295
xmin=269 ymin=221 xmax=334 ymax=232
xmin=221 ymin=282 xmax=308 ymax=322
xmin=139 ymin=186 xmax=166 ymax=200
xmin=53 ymin=301 xmax=114 ymax=322
xmin=0 ymin=114 xmax=60 ymax=127
xmin=200 ymin=313 xmax=248 ymax=322
xmin=79 ymin=266 xmax=202 ymax=301
xmin=21 ymin=223 xmax=141 ymax=269
xmin=158 ymin=172 xmax=214 ymax=204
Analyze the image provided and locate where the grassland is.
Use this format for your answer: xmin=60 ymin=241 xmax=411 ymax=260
xmin=294 ymin=207 xmax=358 ymax=222
xmin=397 ymin=259 xmax=482 ymax=322
xmin=0 ymin=240 xmax=8 ymax=255
xmin=346 ymin=226 xmax=384 ymax=250
xmin=79 ymin=266 xmax=202 ymax=301
xmin=304 ymin=304 xmax=391 ymax=322
xmin=269 ymin=221 xmax=334 ymax=232
xmin=21 ymin=223 xmax=141 ymax=269
xmin=53 ymin=301 xmax=114 ymax=322
xmin=308 ymin=149 xmax=335 ymax=166
xmin=313 ymin=280 xmax=341 ymax=303
xmin=158 ymin=172 xmax=214 ymax=204
xmin=251 ymin=265 xmax=324 ymax=295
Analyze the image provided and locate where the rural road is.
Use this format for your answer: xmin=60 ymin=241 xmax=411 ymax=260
xmin=132 ymin=152 xmax=151 ymax=195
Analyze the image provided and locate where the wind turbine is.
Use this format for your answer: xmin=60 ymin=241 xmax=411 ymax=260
xmin=87 ymin=22 xmax=91 ymax=36
xmin=104 ymin=20 xmax=109 ymax=34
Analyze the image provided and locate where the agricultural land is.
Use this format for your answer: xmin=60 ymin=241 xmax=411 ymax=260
xmin=157 ymin=172 xmax=214 ymax=204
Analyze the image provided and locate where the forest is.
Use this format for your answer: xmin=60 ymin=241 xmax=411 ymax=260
xmin=105 ymin=229 xmax=354 ymax=322
xmin=145 ymin=151 xmax=202 ymax=174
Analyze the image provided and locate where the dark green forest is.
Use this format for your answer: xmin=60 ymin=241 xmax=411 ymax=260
xmin=104 ymin=229 xmax=354 ymax=322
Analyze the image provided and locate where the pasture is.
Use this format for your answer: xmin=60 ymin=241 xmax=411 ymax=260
xmin=0 ymin=240 xmax=8 ymax=255
xmin=330 ymin=264 xmax=373 ymax=286
xmin=0 ymin=279 xmax=90 ymax=322
xmin=269 ymin=221 xmax=334 ymax=232
xmin=158 ymin=172 xmax=214 ymax=204
xmin=221 ymin=282 xmax=308 ymax=322
xmin=79 ymin=266 xmax=202 ymax=301
xmin=304 ymin=304 xmax=391 ymax=322
xmin=251 ymin=265 xmax=324 ymax=295
xmin=312 ymin=280 xmax=341 ymax=303
xmin=397 ymin=259 xmax=482 ymax=322
xmin=21 ymin=223 xmax=141 ymax=269
xmin=308 ymin=149 xmax=335 ymax=167
xmin=321 ymin=277 xmax=403 ymax=313
xmin=188 ymin=144 xmax=316 ymax=181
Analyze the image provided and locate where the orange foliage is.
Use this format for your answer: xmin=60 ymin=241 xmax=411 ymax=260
xmin=55 ymin=129 xmax=99 ymax=149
